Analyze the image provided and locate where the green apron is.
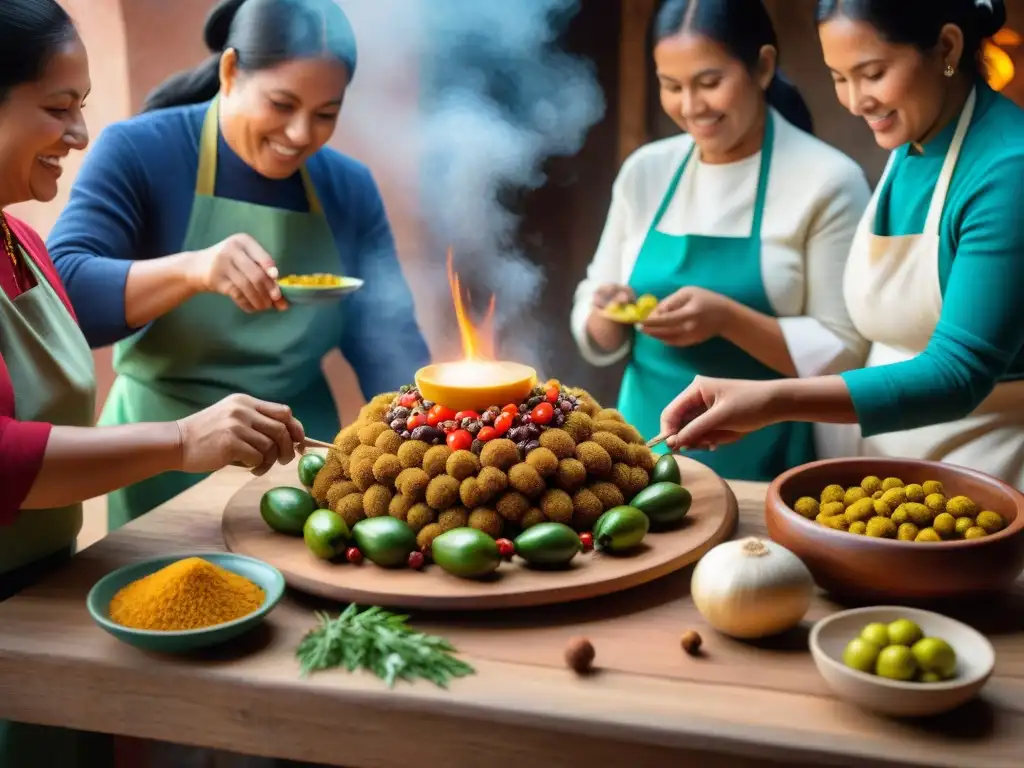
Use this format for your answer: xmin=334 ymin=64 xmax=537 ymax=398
xmin=101 ymin=96 xmax=344 ymax=530
xmin=0 ymin=243 xmax=114 ymax=766
xmin=618 ymin=114 xmax=815 ymax=481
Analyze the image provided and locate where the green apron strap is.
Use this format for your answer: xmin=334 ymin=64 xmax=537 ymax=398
xmin=749 ymin=111 xmax=775 ymax=237
xmin=195 ymin=94 xmax=323 ymax=215
xmin=648 ymin=143 xmax=696 ymax=233
xmin=195 ymin=97 xmax=219 ymax=197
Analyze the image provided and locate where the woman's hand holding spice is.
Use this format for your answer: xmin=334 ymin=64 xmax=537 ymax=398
xmin=175 ymin=393 xmax=306 ymax=475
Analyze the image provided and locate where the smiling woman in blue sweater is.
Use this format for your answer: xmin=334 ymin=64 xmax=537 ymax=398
xmin=47 ymin=0 xmax=430 ymax=529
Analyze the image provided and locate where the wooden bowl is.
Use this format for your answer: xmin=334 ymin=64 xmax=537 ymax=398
xmin=809 ymin=606 xmax=994 ymax=717
xmin=765 ymin=458 xmax=1024 ymax=601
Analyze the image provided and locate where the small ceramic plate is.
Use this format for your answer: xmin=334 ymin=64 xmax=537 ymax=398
xmin=809 ymin=605 xmax=995 ymax=717
xmin=86 ymin=552 xmax=285 ymax=653
xmin=277 ymin=276 xmax=363 ymax=305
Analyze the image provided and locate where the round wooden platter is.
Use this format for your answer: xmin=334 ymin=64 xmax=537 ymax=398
xmin=222 ymin=455 xmax=738 ymax=611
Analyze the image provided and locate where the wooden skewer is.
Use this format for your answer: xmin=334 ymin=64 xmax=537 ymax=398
xmin=645 ymin=434 xmax=668 ymax=449
xmin=301 ymin=437 xmax=341 ymax=453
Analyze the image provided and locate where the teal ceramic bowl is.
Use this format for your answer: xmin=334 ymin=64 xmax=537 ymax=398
xmin=86 ymin=552 xmax=285 ymax=653
xmin=277 ymin=275 xmax=363 ymax=305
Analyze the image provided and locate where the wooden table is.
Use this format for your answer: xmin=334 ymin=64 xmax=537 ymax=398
xmin=0 ymin=467 xmax=1022 ymax=768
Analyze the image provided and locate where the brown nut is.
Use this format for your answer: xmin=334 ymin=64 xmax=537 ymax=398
xmin=680 ymin=629 xmax=702 ymax=656
xmin=565 ymin=636 xmax=595 ymax=674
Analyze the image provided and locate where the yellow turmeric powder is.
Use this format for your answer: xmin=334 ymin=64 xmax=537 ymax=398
xmin=109 ymin=557 xmax=265 ymax=631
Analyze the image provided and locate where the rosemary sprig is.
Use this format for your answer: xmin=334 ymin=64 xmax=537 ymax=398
xmin=295 ymin=604 xmax=476 ymax=689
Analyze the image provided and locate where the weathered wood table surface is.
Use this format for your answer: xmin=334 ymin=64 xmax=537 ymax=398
xmin=0 ymin=465 xmax=1022 ymax=767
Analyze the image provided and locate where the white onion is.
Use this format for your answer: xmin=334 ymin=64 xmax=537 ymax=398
xmin=690 ymin=537 xmax=814 ymax=639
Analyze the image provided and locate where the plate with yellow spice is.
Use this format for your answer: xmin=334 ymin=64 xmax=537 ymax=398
xmin=86 ymin=552 xmax=285 ymax=653
xmin=276 ymin=273 xmax=363 ymax=305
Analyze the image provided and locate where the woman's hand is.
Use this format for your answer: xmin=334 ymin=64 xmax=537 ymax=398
xmin=640 ymin=287 xmax=736 ymax=347
xmin=591 ymin=283 xmax=635 ymax=310
xmin=185 ymin=233 xmax=288 ymax=313
xmin=659 ymin=376 xmax=782 ymax=450
xmin=586 ymin=283 xmax=636 ymax=352
xmin=175 ymin=394 xmax=305 ymax=476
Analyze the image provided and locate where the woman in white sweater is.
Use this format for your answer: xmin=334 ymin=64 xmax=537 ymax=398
xmin=571 ymin=0 xmax=871 ymax=481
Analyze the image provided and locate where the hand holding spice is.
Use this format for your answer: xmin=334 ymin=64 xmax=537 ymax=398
xmin=108 ymin=557 xmax=265 ymax=631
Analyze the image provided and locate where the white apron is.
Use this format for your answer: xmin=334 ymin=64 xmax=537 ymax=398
xmin=840 ymin=88 xmax=1024 ymax=489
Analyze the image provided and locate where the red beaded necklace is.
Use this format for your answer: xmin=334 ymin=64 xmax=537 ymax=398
xmin=1 ymin=213 xmax=19 ymax=290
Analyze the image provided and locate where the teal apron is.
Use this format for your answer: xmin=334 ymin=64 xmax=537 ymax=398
xmin=618 ymin=114 xmax=815 ymax=481
xmin=101 ymin=96 xmax=344 ymax=529
xmin=0 ymin=242 xmax=114 ymax=766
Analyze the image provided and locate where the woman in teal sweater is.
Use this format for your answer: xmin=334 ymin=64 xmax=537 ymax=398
xmin=657 ymin=0 xmax=1024 ymax=488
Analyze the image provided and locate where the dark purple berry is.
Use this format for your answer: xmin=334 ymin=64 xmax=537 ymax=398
xmin=390 ymin=418 xmax=406 ymax=431
xmin=559 ymin=401 xmax=573 ymax=414
xmin=400 ymin=430 xmax=412 ymax=439
xmin=525 ymin=439 xmax=541 ymax=453
xmin=481 ymin=411 xmax=496 ymax=425
xmin=471 ymin=439 xmax=484 ymax=455
xmin=411 ymin=425 xmax=444 ymax=443
xmin=421 ymin=400 xmax=435 ymax=410
xmin=466 ymin=421 xmax=482 ymax=436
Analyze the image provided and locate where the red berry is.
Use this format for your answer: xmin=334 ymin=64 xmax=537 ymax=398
xmin=545 ymin=386 xmax=559 ymax=403
xmin=408 ymin=551 xmax=425 ymax=569
xmin=496 ymin=538 xmax=515 ymax=558
xmin=531 ymin=402 xmax=555 ymax=425
xmin=407 ymin=412 xmax=428 ymax=430
xmin=455 ymin=410 xmax=480 ymax=421
xmin=501 ymin=403 xmax=518 ymax=416
xmin=399 ymin=392 xmax=418 ymax=408
xmin=427 ymin=404 xmax=456 ymax=427
xmin=446 ymin=429 xmax=473 ymax=451
xmin=346 ymin=547 xmax=363 ymax=564
xmin=580 ymin=533 xmax=594 ymax=551
xmin=494 ymin=411 xmax=514 ymax=435
xmin=477 ymin=426 xmax=498 ymax=442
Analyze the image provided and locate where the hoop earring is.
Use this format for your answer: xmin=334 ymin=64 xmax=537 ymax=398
xmin=944 ymin=63 xmax=956 ymax=78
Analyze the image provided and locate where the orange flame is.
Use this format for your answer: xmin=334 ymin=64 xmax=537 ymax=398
xmin=446 ymin=247 xmax=496 ymax=361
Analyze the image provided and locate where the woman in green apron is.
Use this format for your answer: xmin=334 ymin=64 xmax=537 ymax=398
xmin=48 ymin=0 xmax=431 ymax=530
xmin=571 ymin=0 xmax=871 ymax=481
xmin=656 ymin=2 xmax=1024 ymax=491
xmin=0 ymin=3 xmax=307 ymax=764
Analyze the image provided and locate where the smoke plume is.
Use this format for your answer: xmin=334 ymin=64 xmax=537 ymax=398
xmin=336 ymin=0 xmax=606 ymax=373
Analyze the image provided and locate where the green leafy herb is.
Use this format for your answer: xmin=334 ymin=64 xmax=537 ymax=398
xmin=295 ymin=604 xmax=476 ymax=688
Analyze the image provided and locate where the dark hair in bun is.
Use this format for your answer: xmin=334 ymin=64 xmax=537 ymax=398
xmin=655 ymin=0 xmax=815 ymax=135
xmin=815 ymin=0 xmax=1007 ymax=79
xmin=142 ymin=0 xmax=358 ymax=113
xmin=0 ymin=0 xmax=76 ymax=103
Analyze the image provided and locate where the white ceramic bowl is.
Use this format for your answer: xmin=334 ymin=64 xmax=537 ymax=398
xmin=809 ymin=606 xmax=995 ymax=717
